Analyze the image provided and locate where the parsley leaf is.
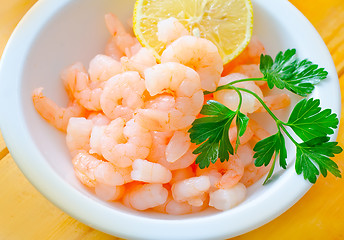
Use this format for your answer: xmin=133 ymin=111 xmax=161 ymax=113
xmin=189 ymin=100 xmax=249 ymax=168
xmin=260 ymin=49 xmax=328 ymax=96
xmin=235 ymin=112 xmax=249 ymax=151
xmin=253 ymin=131 xmax=287 ymax=183
xmin=296 ymin=137 xmax=342 ymax=183
xmin=253 ymin=132 xmax=287 ymax=169
xmin=190 ymin=49 xmax=342 ymax=184
xmin=287 ymin=98 xmax=339 ymax=141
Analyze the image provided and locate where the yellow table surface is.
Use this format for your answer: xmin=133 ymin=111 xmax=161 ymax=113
xmin=1 ymin=0 xmax=344 ymax=239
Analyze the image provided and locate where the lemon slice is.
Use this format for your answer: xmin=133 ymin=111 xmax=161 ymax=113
xmin=133 ymin=0 xmax=253 ymax=64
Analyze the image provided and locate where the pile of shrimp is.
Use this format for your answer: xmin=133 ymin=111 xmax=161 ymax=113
xmin=32 ymin=15 xmax=290 ymax=214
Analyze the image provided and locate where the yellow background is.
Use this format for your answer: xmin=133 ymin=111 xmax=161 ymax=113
xmin=0 ymin=0 xmax=344 ymax=239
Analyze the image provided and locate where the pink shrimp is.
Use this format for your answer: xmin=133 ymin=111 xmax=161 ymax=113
xmin=256 ymin=93 xmax=291 ymax=112
xmin=214 ymin=73 xmax=264 ymax=115
xmin=72 ymin=151 xmax=131 ymax=188
xmin=131 ymin=159 xmax=172 ymax=184
xmin=122 ymin=183 xmax=168 ymax=211
xmin=66 ymin=117 xmax=93 ymax=157
xmin=215 ymin=158 xmax=245 ymax=189
xmin=88 ymin=54 xmax=122 ymax=84
xmin=147 ymin=131 xmax=196 ymax=171
xmin=120 ymin=47 xmax=157 ymax=76
xmin=171 ymin=176 xmax=210 ymax=207
xmin=95 ymin=184 xmax=125 ymax=201
xmin=165 ymin=131 xmax=191 ymax=163
xmin=154 ymin=194 xmax=207 ymax=215
xmin=136 ymin=62 xmax=203 ymax=131
xmin=170 ymin=166 xmax=195 ymax=185
xmin=104 ymin=13 xmax=139 ymax=57
xmin=209 ymin=183 xmax=246 ymax=210
xmin=87 ymin=113 xmax=111 ymax=126
xmin=240 ymin=120 xmax=272 ymax=186
xmin=100 ymin=117 xmax=152 ymax=168
xmin=100 ymin=71 xmax=146 ymax=121
xmin=61 ymin=62 xmax=103 ymax=111
xmin=157 ymin=17 xmax=189 ymax=45
xmin=32 ymin=88 xmax=86 ymax=132
xmin=196 ymin=157 xmax=245 ymax=189
xmin=161 ymin=35 xmax=223 ymax=91
xmin=105 ymin=36 xmax=124 ymax=61
xmin=228 ymin=124 xmax=254 ymax=146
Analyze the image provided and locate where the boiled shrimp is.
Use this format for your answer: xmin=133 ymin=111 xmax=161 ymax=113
xmin=32 ymin=88 xmax=86 ymax=132
xmin=122 ymin=183 xmax=168 ymax=211
xmin=131 ymin=159 xmax=172 ymax=184
xmin=147 ymin=131 xmax=197 ymax=171
xmin=228 ymin=124 xmax=254 ymax=146
xmin=100 ymin=71 xmax=146 ymax=120
xmin=209 ymin=183 xmax=246 ymax=210
xmin=165 ymin=131 xmax=191 ymax=163
xmin=95 ymin=183 xmax=125 ymax=201
xmin=240 ymin=161 xmax=271 ymax=187
xmin=87 ymin=114 xmax=111 ymax=156
xmin=248 ymin=119 xmax=271 ymax=143
xmin=195 ymin=168 xmax=222 ymax=192
xmin=240 ymin=120 xmax=272 ymax=186
xmin=257 ymin=93 xmax=291 ymax=112
xmin=88 ymin=54 xmax=122 ymax=84
xmin=196 ymin=156 xmax=245 ymax=189
xmin=136 ymin=62 xmax=203 ymax=131
xmin=72 ymin=151 xmax=132 ymax=188
xmin=62 ymin=62 xmax=103 ymax=111
xmin=105 ymin=36 xmax=124 ymax=61
xmin=66 ymin=117 xmax=93 ymax=157
xmin=154 ymin=194 xmax=206 ymax=215
xmin=171 ymin=176 xmax=210 ymax=207
xmin=236 ymin=143 xmax=255 ymax=167
xmin=214 ymin=73 xmax=264 ymax=115
xmin=87 ymin=113 xmax=111 ymax=126
xmin=120 ymin=47 xmax=157 ymax=76
xmin=104 ymin=13 xmax=139 ymax=57
xmin=89 ymin=125 xmax=106 ymax=156
xmin=157 ymin=17 xmax=189 ymax=45
xmin=170 ymin=166 xmax=195 ymax=185
xmin=60 ymin=62 xmax=85 ymax=99
xmin=101 ymin=117 xmax=152 ymax=168
xmin=161 ymin=35 xmax=223 ymax=92
xmin=216 ymin=157 xmax=245 ymax=189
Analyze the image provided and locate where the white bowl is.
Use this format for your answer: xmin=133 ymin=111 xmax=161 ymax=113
xmin=0 ymin=0 xmax=340 ymax=239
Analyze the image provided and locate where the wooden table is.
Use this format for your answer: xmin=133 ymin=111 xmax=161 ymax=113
xmin=1 ymin=0 xmax=344 ymax=239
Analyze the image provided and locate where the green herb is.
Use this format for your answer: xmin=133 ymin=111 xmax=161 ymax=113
xmin=295 ymin=136 xmax=342 ymax=183
xmin=260 ymin=49 xmax=328 ymax=96
xmin=286 ymin=98 xmax=338 ymax=141
xmin=189 ymin=49 xmax=342 ymax=184
xmin=189 ymin=100 xmax=248 ymax=168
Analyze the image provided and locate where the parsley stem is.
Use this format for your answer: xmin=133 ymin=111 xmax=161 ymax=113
xmin=263 ymin=153 xmax=277 ymax=184
xmin=235 ymin=87 xmax=300 ymax=147
xmin=204 ymin=77 xmax=266 ymax=95
xmin=235 ymin=87 xmax=280 ymax=122
xmin=279 ymin=124 xmax=300 ymax=147
xmin=231 ymin=86 xmax=243 ymax=112
xmin=229 ymin=77 xmax=266 ymax=85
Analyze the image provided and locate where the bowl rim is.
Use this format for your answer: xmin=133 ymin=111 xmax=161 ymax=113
xmin=0 ymin=0 xmax=340 ymax=239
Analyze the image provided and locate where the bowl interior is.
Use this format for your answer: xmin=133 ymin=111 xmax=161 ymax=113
xmin=21 ymin=0 xmax=290 ymax=218
xmin=3 ymin=0 xmax=338 ymax=238
xmin=21 ymin=0 xmax=304 ymax=218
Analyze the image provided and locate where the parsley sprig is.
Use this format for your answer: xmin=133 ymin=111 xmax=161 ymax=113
xmin=189 ymin=49 xmax=342 ymax=184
